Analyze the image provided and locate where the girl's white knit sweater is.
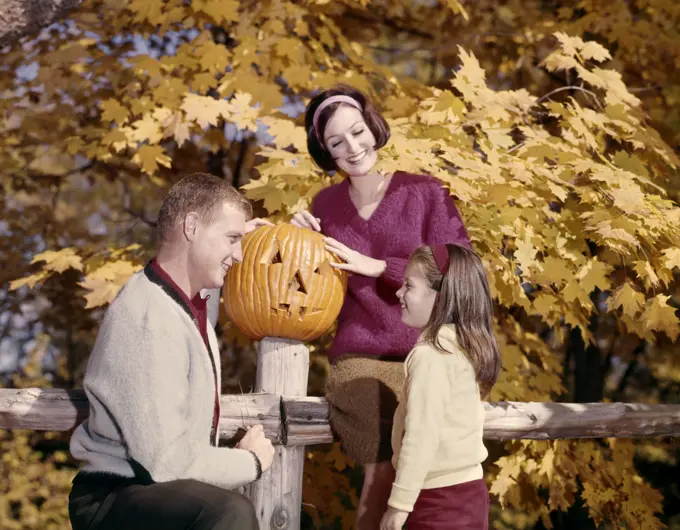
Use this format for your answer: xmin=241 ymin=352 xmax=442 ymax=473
xmin=389 ymin=324 xmax=488 ymax=512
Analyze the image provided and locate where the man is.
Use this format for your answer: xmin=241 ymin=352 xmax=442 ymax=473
xmin=68 ymin=173 xmax=275 ymax=530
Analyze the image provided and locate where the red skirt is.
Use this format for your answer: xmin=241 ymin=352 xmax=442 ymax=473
xmin=407 ymin=479 xmax=489 ymax=530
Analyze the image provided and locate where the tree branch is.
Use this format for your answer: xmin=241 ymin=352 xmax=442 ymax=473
xmin=341 ymin=11 xmax=435 ymax=40
xmin=232 ymin=138 xmax=249 ymax=188
xmin=123 ymin=208 xmax=156 ymax=228
xmin=537 ymin=86 xmax=605 ymax=111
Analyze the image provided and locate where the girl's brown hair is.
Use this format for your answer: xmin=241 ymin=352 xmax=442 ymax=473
xmin=410 ymin=244 xmax=502 ymax=397
xmin=305 ymin=84 xmax=390 ymax=171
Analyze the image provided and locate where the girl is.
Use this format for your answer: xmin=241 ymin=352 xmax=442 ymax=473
xmin=291 ymin=85 xmax=471 ymax=529
xmin=381 ymin=243 xmax=502 ymax=530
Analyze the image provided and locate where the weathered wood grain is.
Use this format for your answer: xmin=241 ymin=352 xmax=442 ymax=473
xmin=2 ymin=388 xmax=680 ymax=441
xmin=241 ymin=338 xmax=309 ymax=530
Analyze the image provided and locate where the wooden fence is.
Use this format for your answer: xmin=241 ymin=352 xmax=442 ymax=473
xmin=2 ymin=338 xmax=680 ymax=529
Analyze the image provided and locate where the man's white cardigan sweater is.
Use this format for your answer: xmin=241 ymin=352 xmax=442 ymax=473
xmin=70 ymin=265 xmax=260 ymax=490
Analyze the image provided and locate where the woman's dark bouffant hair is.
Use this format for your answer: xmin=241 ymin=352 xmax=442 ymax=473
xmin=410 ymin=244 xmax=502 ymax=398
xmin=304 ymin=84 xmax=391 ymax=171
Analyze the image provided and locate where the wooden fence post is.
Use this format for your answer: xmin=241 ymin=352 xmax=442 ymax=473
xmin=243 ymin=337 xmax=309 ymax=530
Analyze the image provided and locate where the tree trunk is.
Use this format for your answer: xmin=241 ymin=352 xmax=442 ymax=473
xmin=0 ymin=0 xmax=82 ymax=46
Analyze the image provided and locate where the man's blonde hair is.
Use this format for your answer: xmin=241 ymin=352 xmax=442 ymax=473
xmin=156 ymin=173 xmax=253 ymax=242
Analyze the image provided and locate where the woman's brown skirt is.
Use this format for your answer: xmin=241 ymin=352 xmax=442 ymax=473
xmin=325 ymin=355 xmax=405 ymax=465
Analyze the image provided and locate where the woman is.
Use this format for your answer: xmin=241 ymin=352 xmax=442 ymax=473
xmin=292 ymin=85 xmax=471 ymax=529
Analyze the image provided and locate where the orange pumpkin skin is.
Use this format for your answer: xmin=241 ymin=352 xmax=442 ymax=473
xmin=223 ymin=224 xmax=348 ymax=341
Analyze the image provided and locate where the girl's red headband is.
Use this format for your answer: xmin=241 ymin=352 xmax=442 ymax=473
xmin=430 ymin=244 xmax=450 ymax=276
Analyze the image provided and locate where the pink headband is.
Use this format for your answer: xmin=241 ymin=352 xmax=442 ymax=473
xmin=312 ymin=95 xmax=363 ymax=142
xmin=430 ymin=244 xmax=450 ymax=276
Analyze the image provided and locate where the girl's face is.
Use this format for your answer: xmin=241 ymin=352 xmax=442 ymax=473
xmin=323 ymin=105 xmax=378 ymax=177
xmin=396 ymin=262 xmax=438 ymax=329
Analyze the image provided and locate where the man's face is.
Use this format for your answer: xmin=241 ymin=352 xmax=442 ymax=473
xmin=188 ymin=201 xmax=246 ymax=291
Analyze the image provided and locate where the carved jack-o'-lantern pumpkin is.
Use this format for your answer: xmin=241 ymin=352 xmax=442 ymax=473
xmin=223 ymin=224 xmax=348 ymax=341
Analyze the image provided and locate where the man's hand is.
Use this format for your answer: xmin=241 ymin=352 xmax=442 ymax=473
xmin=324 ymin=237 xmax=387 ymax=277
xmin=380 ymin=506 xmax=409 ymax=530
xmin=236 ymin=424 xmax=275 ymax=473
xmin=245 ymin=218 xmax=274 ymax=234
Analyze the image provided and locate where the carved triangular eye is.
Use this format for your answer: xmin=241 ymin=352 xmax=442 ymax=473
xmin=289 ymin=271 xmax=307 ymax=294
xmin=261 ymin=240 xmax=283 ymax=264
xmin=313 ymin=259 xmax=333 ymax=278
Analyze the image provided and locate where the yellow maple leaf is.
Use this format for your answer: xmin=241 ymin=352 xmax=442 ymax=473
xmin=79 ymin=277 xmax=124 ymax=309
xmin=194 ymin=39 xmax=232 ymax=73
xmin=609 ymin=180 xmax=648 ymax=215
xmin=152 ymin=78 xmax=188 ymax=108
xmin=419 ymin=90 xmax=466 ymax=125
xmin=554 ymin=31 xmax=589 ymax=58
xmin=181 ymin=93 xmax=229 ymax=129
xmin=484 ymin=127 xmax=515 ymax=149
xmin=514 ymin=238 xmax=538 ymax=275
xmin=9 ymin=271 xmax=49 ymax=291
xmin=633 ymin=260 xmax=660 ymax=289
xmin=162 ymin=111 xmax=192 ymax=148
xmin=542 ymin=51 xmax=580 ymax=72
xmin=579 ymin=41 xmax=611 ymax=63
xmin=281 ymin=65 xmax=312 ymax=89
xmin=190 ymin=72 xmax=219 ymax=93
xmin=192 ymin=0 xmax=239 ymax=24
xmin=533 ymin=293 xmax=558 ymax=317
xmin=452 ymin=46 xmax=486 ymax=89
xmin=102 ymin=129 xmax=129 ymax=151
xmin=262 ymin=186 xmax=288 ymax=214
xmin=260 ymin=117 xmax=307 ymax=152
xmin=661 ymin=247 xmax=680 ymax=271
xmin=592 ymin=221 xmax=639 ymax=248
xmin=537 ymin=256 xmax=574 ymax=287
xmin=577 ymin=67 xmax=641 ymax=108
xmin=539 ymin=447 xmax=555 ymax=480
xmin=130 ymin=55 xmax=163 ymax=77
xmin=275 ymin=38 xmax=305 ymax=63
xmin=490 ymin=455 xmax=522 ymax=505
xmin=128 ymin=0 xmax=164 ymax=24
xmin=100 ymin=99 xmax=129 ymax=124
xmin=562 ymin=282 xmax=592 ymax=309
xmin=133 ymin=144 xmax=172 ymax=175
xmin=226 ymin=92 xmax=260 ymax=133
xmin=294 ymin=19 xmax=309 ymax=37
xmin=640 ymin=295 xmax=680 ymax=341
xmin=442 ymin=0 xmax=469 ymax=20
xmin=31 ymin=248 xmax=84 ymax=273
xmin=576 ymin=258 xmax=612 ymax=293
xmin=130 ymin=115 xmax=163 ymax=144
xmin=79 ymin=261 xmax=143 ymax=309
xmin=88 ymin=260 xmax=142 ymax=282
xmin=609 ymin=283 xmax=645 ymax=318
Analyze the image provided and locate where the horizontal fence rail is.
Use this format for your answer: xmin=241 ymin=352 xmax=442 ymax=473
xmin=2 ymin=388 xmax=680 ymax=442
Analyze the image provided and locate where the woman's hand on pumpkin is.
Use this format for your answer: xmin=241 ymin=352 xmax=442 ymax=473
xmin=291 ymin=210 xmax=321 ymax=232
xmin=245 ymin=218 xmax=274 ymax=234
xmin=324 ymin=237 xmax=387 ymax=278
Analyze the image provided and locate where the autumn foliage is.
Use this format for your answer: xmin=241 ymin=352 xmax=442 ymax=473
xmin=1 ymin=0 xmax=679 ymax=528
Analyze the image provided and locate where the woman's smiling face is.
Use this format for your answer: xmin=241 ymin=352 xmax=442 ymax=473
xmin=323 ymin=104 xmax=378 ymax=177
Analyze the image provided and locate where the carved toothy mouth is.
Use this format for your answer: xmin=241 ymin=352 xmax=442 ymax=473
xmin=272 ymin=304 xmax=325 ymax=319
